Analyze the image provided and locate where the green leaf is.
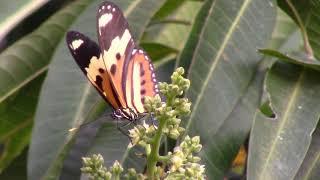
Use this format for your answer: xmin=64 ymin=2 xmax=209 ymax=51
xmin=0 ymin=0 xmax=49 ymax=41
xmin=143 ymin=1 xmax=202 ymax=53
xmin=140 ymin=42 xmax=178 ymax=62
xmin=176 ymin=0 xmax=276 ymax=178
xmin=0 ymin=0 xmax=90 ymax=174
xmin=28 ymin=0 xmax=167 ymax=179
xmin=259 ymin=49 xmax=320 ymax=71
xmin=152 ymin=0 xmax=186 ymax=21
xmin=0 ymin=0 xmax=91 ymax=106
xmin=0 ymin=74 xmax=45 ymax=172
xmin=278 ymin=0 xmax=320 ymax=59
xmin=294 ymin=126 xmax=320 ymax=180
xmin=216 ymin=12 xmax=301 ymax=170
xmin=0 ymin=148 xmax=28 ymax=180
xmin=248 ymin=62 xmax=320 ymax=179
xmin=85 ymin=121 xmax=146 ymax=173
xmin=213 ymin=8 xmax=301 ymax=177
xmin=267 ymin=8 xmax=299 ymax=50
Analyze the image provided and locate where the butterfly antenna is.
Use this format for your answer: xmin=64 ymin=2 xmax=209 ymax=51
xmin=68 ymin=112 xmax=112 ymax=133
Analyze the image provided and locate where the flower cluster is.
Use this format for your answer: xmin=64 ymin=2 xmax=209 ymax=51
xmin=166 ymin=136 xmax=205 ymax=179
xmin=81 ymin=67 xmax=205 ymax=179
xmin=81 ymin=154 xmax=121 ymax=180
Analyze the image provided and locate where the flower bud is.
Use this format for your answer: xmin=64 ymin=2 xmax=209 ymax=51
xmin=110 ymin=160 xmax=123 ymax=175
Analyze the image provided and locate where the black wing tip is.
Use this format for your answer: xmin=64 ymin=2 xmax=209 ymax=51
xmin=97 ymin=1 xmax=121 ymax=11
xmin=66 ymin=31 xmax=84 ymax=44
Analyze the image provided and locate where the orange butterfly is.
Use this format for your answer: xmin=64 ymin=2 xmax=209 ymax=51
xmin=66 ymin=1 xmax=158 ymax=121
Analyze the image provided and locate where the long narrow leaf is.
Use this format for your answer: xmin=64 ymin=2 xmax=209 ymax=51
xmin=0 ymin=0 xmax=49 ymax=42
xmin=177 ymin=0 xmax=276 ymax=178
xmin=248 ymin=62 xmax=320 ymax=180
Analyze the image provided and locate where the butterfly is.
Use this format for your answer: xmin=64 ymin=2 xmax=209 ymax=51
xmin=66 ymin=1 xmax=158 ymax=121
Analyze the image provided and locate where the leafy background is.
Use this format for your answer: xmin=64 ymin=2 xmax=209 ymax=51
xmin=0 ymin=0 xmax=319 ymax=179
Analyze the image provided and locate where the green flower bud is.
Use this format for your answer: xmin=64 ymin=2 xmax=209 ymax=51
xmin=144 ymin=95 xmax=162 ymax=112
xmin=168 ymin=128 xmax=180 ymax=139
xmin=169 ymin=117 xmax=181 ymax=125
xmin=176 ymin=67 xmax=185 ymax=75
xmin=110 ymin=160 xmax=123 ymax=175
xmin=178 ymin=127 xmax=185 ymax=134
xmin=128 ymin=126 xmax=142 ymax=146
xmin=192 ymin=136 xmax=200 ymax=144
xmin=192 ymin=156 xmax=201 ymax=163
xmin=170 ymin=147 xmax=184 ymax=172
xmin=124 ymin=168 xmax=138 ymax=179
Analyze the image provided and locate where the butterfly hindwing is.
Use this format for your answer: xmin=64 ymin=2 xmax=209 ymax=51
xmin=126 ymin=49 xmax=158 ymax=113
xmin=96 ymin=1 xmax=135 ymax=109
xmin=66 ymin=31 xmax=121 ymax=109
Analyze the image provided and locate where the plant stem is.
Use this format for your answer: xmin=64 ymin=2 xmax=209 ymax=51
xmin=146 ymin=95 xmax=174 ymax=179
xmin=285 ymin=0 xmax=314 ymax=59
xmin=146 ymin=117 xmax=167 ymax=179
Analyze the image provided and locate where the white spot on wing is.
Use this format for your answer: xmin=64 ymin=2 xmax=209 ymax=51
xmin=99 ymin=13 xmax=113 ymax=34
xmin=112 ymin=8 xmax=116 ymax=12
xmin=107 ymin=5 xmax=111 ymax=9
xmin=102 ymin=6 xmax=105 ymax=10
xmin=139 ymin=49 xmax=143 ymax=54
xmin=149 ymin=64 xmax=154 ymax=71
xmin=70 ymin=39 xmax=84 ymax=50
xmin=132 ymin=49 xmax=137 ymax=55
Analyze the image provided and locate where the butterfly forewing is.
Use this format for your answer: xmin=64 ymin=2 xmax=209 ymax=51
xmin=126 ymin=49 xmax=159 ymax=113
xmin=66 ymin=31 xmax=121 ymax=109
xmin=96 ymin=1 xmax=135 ymax=108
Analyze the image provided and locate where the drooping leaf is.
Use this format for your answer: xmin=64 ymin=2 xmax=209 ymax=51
xmin=248 ymin=62 xmax=320 ymax=180
xmin=176 ymin=0 xmax=276 ymax=178
xmin=260 ymin=49 xmax=320 ymax=71
xmin=278 ymin=0 xmax=320 ymax=59
xmin=28 ymin=0 xmax=167 ymax=179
